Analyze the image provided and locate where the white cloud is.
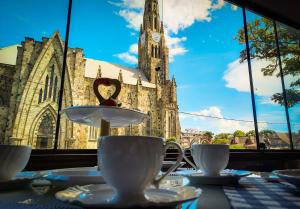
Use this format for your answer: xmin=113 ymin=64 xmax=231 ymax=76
xmin=110 ymin=0 xmax=225 ymax=62
xmin=129 ymin=43 xmax=138 ymax=54
xmin=223 ymin=58 xmax=294 ymax=98
xmin=115 ymin=44 xmax=138 ymax=64
xmin=180 ymin=106 xmax=261 ymax=134
xmin=115 ymin=52 xmax=138 ymax=65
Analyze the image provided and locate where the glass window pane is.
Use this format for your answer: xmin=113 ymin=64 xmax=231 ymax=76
xmin=245 ymin=11 xmax=290 ymax=149
xmin=277 ymin=22 xmax=300 ymax=149
xmin=0 ymin=0 xmax=68 ymax=149
xmin=61 ymin=1 xmax=256 ymax=150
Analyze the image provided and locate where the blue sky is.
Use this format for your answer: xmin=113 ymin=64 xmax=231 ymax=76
xmin=0 ymin=0 xmax=298 ymax=135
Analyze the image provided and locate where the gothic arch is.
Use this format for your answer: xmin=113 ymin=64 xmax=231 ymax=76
xmin=11 ymin=32 xmax=73 ymax=141
xmin=28 ymin=104 xmax=56 ymax=147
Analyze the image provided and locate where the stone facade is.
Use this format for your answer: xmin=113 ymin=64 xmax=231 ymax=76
xmin=0 ymin=0 xmax=180 ymax=149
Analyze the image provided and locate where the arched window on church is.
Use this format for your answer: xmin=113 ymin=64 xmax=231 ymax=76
xmin=49 ymin=65 xmax=54 ymax=98
xmin=171 ymin=113 xmax=175 ymax=137
xmin=53 ymin=76 xmax=58 ymax=102
xmin=154 ymin=16 xmax=157 ymax=30
xmin=146 ymin=112 xmax=151 ymax=136
xmin=36 ymin=114 xmax=54 ymax=149
xmin=148 ymin=3 xmax=151 ymax=11
xmin=151 ymin=45 xmax=154 ymax=57
xmin=155 ymin=46 xmax=158 ymax=58
xmin=38 ymin=88 xmax=43 ymax=104
xmin=158 ymin=46 xmax=161 ymax=58
xmin=168 ymin=115 xmax=171 ymax=138
xmin=44 ymin=75 xmax=49 ymax=101
xmin=0 ymin=96 xmax=4 ymax=106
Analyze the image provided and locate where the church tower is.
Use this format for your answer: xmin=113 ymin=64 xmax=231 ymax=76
xmin=138 ymin=0 xmax=169 ymax=84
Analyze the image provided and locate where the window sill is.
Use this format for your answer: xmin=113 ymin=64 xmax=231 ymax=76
xmin=26 ymin=149 xmax=300 ymax=172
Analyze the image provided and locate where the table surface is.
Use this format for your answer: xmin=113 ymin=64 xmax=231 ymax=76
xmin=0 ymin=170 xmax=299 ymax=209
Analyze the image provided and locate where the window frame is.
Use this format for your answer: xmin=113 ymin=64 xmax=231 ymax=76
xmin=3 ymin=0 xmax=299 ymax=156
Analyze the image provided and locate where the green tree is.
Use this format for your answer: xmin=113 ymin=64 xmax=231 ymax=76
xmin=236 ymin=18 xmax=300 ymax=107
xmin=203 ymin=131 xmax=214 ymax=140
xmin=246 ymin=130 xmax=256 ymax=137
xmin=166 ymin=137 xmax=176 ymax=143
xmin=215 ymin=133 xmax=231 ymax=139
xmin=233 ymin=130 xmax=246 ymax=137
xmin=212 ymin=138 xmax=230 ymax=145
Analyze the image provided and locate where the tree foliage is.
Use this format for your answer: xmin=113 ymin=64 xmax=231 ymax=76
xmin=236 ymin=17 xmax=300 ymax=107
xmin=233 ymin=130 xmax=246 ymax=137
xmin=246 ymin=130 xmax=256 ymax=137
xmin=203 ymin=131 xmax=214 ymax=139
xmin=215 ymin=133 xmax=231 ymax=140
xmin=212 ymin=138 xmax=229 ymax=145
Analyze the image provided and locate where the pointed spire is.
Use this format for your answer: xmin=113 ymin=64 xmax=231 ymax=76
xmin=97 ymin=65 xmax=102 ymax=78
xmin=118 ymin=69 xmax=123 ymax=83
xmin=140 ymin=24 xmax=143 ymax=34
xmin=172 ymin=75 xmax=176 ymax=85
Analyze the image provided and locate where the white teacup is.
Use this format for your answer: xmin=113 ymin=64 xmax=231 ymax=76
xmin=0 ymin=145 xmax=32 ymax=181
xmin=98 ymin=136 xmax=183 ymax=204
xmin=184 ymin=144 xmax=229 ymax=176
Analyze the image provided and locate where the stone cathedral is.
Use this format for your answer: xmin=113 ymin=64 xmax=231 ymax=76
xmin=0 ymin=0 xmax=180 ymax=149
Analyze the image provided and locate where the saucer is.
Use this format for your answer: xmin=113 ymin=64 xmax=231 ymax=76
xmin=56 ymin=184 xmax=201 ymax=208
xmin=0 ymin=171 xmax=40 ymax=190
xmin=61 ymin=106 xmax=148 ymax=128
xmin=177 ymin=169 xmax=252 ymax=186
xmin=273 ymin=169 xmax=300 ymax=188
xmin=43 ymin=167 xmax=105 ymax=186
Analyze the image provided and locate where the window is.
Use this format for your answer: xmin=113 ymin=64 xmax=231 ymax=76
xmin=0 ymin=0 xmax=298 ymax=152
xmin=38 ymin=89 xmax=42 ymax=104
xmin=245 ymin=11 xmax=290 ymax=149
xmin=53 ymin=76 xmax=58 ymax=102
xmin=0 ymin=0 xmax=68 ymax=147
xmin=276 ymin=22 xmax=300 ymax=149
xmin=49 ymin=65 xmax=54 ymax=98
xmin=44 ymin=75 xmax=49 ymax=101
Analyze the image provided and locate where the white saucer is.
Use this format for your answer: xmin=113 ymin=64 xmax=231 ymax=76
xmin=43 ymin=167 xmax=105 ymax=186
xmin=56 ymin=184 xmax=201 ymax=208
xmin=273 ymin=169 xmax=300 ymax=188
xmin=177 ymin=169 xmax=252 ymax=185
xmin=0 ymin=171 xmax=40 ymax=190
xmin=61 ymin=106 xmax=148 ymax=128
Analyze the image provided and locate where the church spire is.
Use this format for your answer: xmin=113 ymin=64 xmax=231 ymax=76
xmin=138 ymin=0 xmax=169 ymax=84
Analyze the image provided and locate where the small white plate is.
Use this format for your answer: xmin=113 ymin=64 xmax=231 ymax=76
xmin=43 ymin=167 xmax=105 ymax=186
xmin=61 ymin=106 xmax=148 ymax=128
xmin=56 ymin=184 xmax=201 ymax=208
xmin=0 ymin=171 xmax=40 ymax=190
xmin=176 ymin=169 xmax=252 ymax=185
xmin=273 ymin=169 xmax=300 ymax=188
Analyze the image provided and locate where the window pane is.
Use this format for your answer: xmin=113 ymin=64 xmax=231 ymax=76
xmin=277 ymin=22 xmax=300 ymax=149
xmin=246 ymin=11 xmax=290 ymax=149
xmin=60 ymin=1 xmax=256 ymax=150
xmin=0 ymin=0 xmax=68 ymax=149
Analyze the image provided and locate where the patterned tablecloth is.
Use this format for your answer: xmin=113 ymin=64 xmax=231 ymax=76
xmin=224 ymin=177 xmax=300 ymax=209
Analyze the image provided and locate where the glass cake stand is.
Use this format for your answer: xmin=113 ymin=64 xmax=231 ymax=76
xmin=61 ymin=105 xmax=148 ymax=135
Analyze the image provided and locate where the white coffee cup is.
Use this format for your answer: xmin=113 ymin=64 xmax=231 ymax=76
xmin=184 ymin=144 xmax=229 ymax=176
xmin=0 ymin=145 xmax=32 ymax=181
xmin=98 ymin=136 xmax=183 ymax=204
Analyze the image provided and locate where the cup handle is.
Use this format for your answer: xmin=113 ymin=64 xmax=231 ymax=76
xmin=183 ymin=148 xmax=198 ymax=170
xmin=153 ymin=142 xmax=183 ymax=189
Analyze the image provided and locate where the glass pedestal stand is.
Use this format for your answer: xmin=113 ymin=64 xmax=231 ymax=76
xmin=61 ymin=105 xmax=149 ymax=167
